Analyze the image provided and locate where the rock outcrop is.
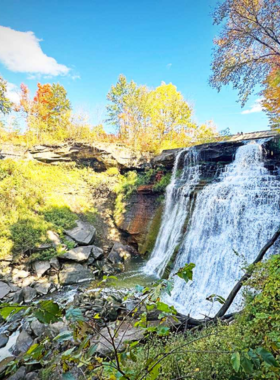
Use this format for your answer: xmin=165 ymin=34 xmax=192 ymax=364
xmin=28 ymin=142 xmax=151 ymax=172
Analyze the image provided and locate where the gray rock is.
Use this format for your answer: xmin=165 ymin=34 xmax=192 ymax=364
xmin=22 ymin=286 xmax=37 ymax=302
xmin=34 ymin=282 xmax=51 ymax=295
xmin=65 ymin=220 xmax=96 ymax=245
xmin=46 ymin=321 xmax=68 ymax=338
xmin=96 ymin=322 xmax=144 ymax=355
xmin=47 ymin=230 xmax=61 ymax=246
xmin=107 ymin=243 xmax=132 ymax=264
xmin=30 ymin=319 xmax=45 ymax=337
xmin=12 ymin=289 xmax=23 ymax=304
xmin=101 ymin=263 xmax=115 ymax=275
xmin=32 ymin=261 xmax=51 ymax=277
xmin=14 ymin=330 xmax=33 ymax=354
xmin=0 ymin=333 xmax=8 ymax=348
xmin=59 ymin=246 xmax=93 ymax=262
xmin=0 ymin=282 xmax=11 ymax=299
xmin=91 ymin=246 xmax=104 ymax=260
xmin=59 ymin=263 xmax=94 ymax=285
xmin=7 ymin=366 xmax=27 ymax=380
xmin=50 ymin=257 xmax=60 ymax=270
xmin=25 ymin=373 xmax=40 ymax=380
xmin=0 ymin=357 xmax=15 ymax=376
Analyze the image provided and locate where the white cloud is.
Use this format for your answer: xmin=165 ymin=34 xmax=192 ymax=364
xmin=0 ymin=26 xmax=70 ymax=76
xmin=241 ymin=98 xmax=264 ymax=114
xmin=166 ymin=63 xmax=172 ymax=69
xmin=6 ymin=82 xmax=20 ymax=104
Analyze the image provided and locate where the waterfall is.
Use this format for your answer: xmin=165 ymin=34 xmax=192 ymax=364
xmin=143 ymin=148 xmax=200 ymax=277
xmin=164 ymin=142 xmax=280 ymax=317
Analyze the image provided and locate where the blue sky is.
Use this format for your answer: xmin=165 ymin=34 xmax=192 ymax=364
xmin=0 ymin=0 xmax=269 ymax=134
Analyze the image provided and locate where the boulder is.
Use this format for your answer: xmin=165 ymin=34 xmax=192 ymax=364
xmin=91 ymin=246 xmax=104 ymax=260
xmin=32 ymin=261 xmax=51 ymax=277
xmin=7 ymin=366 xmax=27 ymax=380
xmin=30 ymin=319 xmax=45 ymax=337
xmin=12 ymin=290 xmax=23 ymax=304
xmin=107 ymin=243 xmax=133 ymax=264
xmin=59 ymin=246 xmax=93 ymax=262
xmin=12 ymin=269 xmax=30 ymax=283
xmin=65 ymin=220 xmax=96 ymax=245
xmin=34 ymin=281 xmax=51 ymax=295
xmin=96 ymin=322 xmax=144 ymax=355
xmin=14 ymin=330 xmax=33 ymax=354
xmin=0 ymin=282 xmax=11 ymax=299
xmin=46 ymin=321 xmax=69 ymax=338
xmin=50 ymin=257 xmax=60 ymax=271
xmin=22 ymin=287 xmax=37 ymax=303
xmin=25 ymin=373 xmax=40 ymax=380
xmin=59 ymin=263 xmax=94 ymax=285
xmin=46 ymin=230 xmax=61 ymax=246
xmin=0 ymin=333 xmax=8 ymax=348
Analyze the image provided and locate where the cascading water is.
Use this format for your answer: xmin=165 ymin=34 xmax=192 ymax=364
xmin=143 ymin=148 xmax=200 ymax=277
xmin=164 ymin=142 xmax=280 ymax=317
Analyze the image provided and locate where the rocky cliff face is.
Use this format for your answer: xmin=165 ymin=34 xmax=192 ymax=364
xmin=28 ymin=143 xmax=151 ymax=172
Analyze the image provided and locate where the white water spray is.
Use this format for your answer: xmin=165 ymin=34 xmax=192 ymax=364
xmin=166 ymin=142 xmax=280 ymax=317
xmin=143 ymin=148 xmax=200 ymax=277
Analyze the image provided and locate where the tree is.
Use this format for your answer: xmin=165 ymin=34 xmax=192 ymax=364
xmin=262 ymin=63 xmax=280 ymax=128
xmin=210 ymin=0 xmax=280 ymax=105
xmin=17 ymin=82 xmax=71 ymax=139
xmin=0 ymin=76 xmax=12 ymax=116
xmin=107 ymin=75 xmax=216 ymax=152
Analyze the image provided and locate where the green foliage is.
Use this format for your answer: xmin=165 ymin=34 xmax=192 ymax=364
xmin=152 ymin=173 xmax=172 ymax=192
xmin=0 ymin=76 xmax=13 ymax=116
xmin=42 ymin=206 xmax=77 ymax=231
xmin=0 ymin=160 xmax=97 ymax=261
xmin=176 ymin=262 xmax=195 ymax=282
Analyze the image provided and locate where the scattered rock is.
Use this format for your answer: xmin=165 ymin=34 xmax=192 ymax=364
xmin=47 ymin=230 xmax=61 ymax=246
xmin=47 ymin=321 xmax=69 ymax=338
xmin=12 ymin=289 xmax=23 ymax=304
xmin=25 ymin=373 xmax=40 ymax=380
xmin=91 ymin=246 xmax=104 ymax=260
xmin=32 ymin=261 xmax=51 ymax=277
xmin=0 ymin=333 xmax=8 ymax=348
xmin=30 ymin=319 xmax=45 ymax=337
xmin=59 ymin=246 xmax=93 ymax=262
xmin=101 ymin=263 xmax=115 ymax=275
xmin=96 ymin=322 xmax=144 ymax=355
xmin=12 ymin=269 xmax=30 ymax=283
xmin=21 ymin=276 xmax=36 ymax=287
xmin=34 ymin=281 xmax=51 ymax=295
xmin=7 ymin=366 xmax=27 ymax=380
xmin=50 ymin=257 xmax=60 ymax=271
xmin=0 ymin=281 xmax=11 ymax=299
xmin=107 ymin=242 xmax=132 ymax=264
xmin=14 ymin=330 xmax=33 ymax=354
xmin=22 ymin=287 xmax=37 ymax=303
xmin=65 ymin=220 xmax=96 ymax=245
xmin=59 ymin=263 xmax=94 ymax=285
xmin=0 ymin=357 xmax=15 ymax=376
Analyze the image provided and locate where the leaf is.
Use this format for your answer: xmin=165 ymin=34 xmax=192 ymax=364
xmin=34 ymin=300 xmax=62 ymax=324
xmin=176 ymin=263 xmax=195 ymax=283
xmin=0 ymin=305 xmax=27 ymax=320
xmin=256 ymin=347 xmax=279 ymax=367
xmin=156 ymin=326 xmax=170 ymax=337
xmin=61 ymin=347 xmax=76 ymax=358
xmin=241 ymin=355 xmax=254 ymax=374
xmin=231 ymin=352 xmax=241 ymax=372
xmin=156 ymin=302 xmax=176 ymax=315
xmin=206 ymin=294 xmax=226 ymax=304
xmin=65 ymin=307 xmax=84 ymax=322
xmin=54 ymin=331 xmax=73 ymax=343
xmin=62 ymin=374 xmax=76 ymax=380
